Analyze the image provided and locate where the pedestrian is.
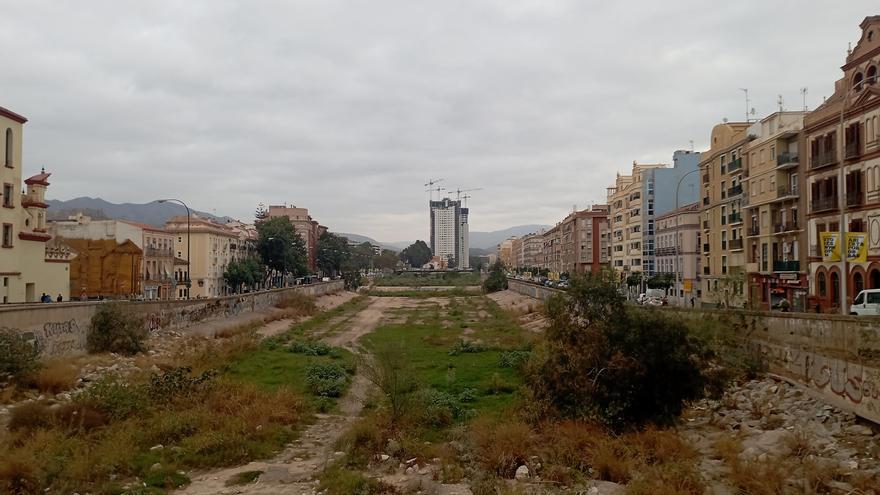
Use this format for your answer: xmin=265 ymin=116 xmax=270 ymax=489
xmin=690 ymin=297 xmax=695 ymax=308
xmin=778 ymin=298 xmax=791 ymax=312
xmin=815 ymin=303 xmax=821 ymax=313
xmin=56 ymin=293 xmax=63 ymax=302
xmin=40 ymin=292 xmax=49 ymax=303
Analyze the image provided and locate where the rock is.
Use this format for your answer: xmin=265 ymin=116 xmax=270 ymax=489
xmin=514 ymin=465 xmax=529 ymax=480
xmin=150 ymin=463 xmax=162 ymax=472
xmin=417 ymin=467 xmax=429 ymax=475
xmin=846 ymin=424 xmax=874 ymax=436
xmin=405 ymin=466 xmax=415 ymax=475
xmin=405 ymin=457 xmax=418 ymax=466
xmin=839 ymin=459 xmax=859 ymax=471
xmin=380 ymin=454 xmax=390 ymax=462
xmin=584 ymin=480 xmax=625 ymax=495
xmin=149 ymin=444 xmax=164 ymax=451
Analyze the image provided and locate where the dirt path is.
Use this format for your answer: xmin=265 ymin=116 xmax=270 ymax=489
xmin=177 ymin=296 xmax=389 ymax=495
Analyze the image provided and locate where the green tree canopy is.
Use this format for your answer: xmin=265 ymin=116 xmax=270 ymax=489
xmin=316 ymin=232 xmax=351 ymax=276
xmin=646 ymin=273 xmax=674 ymax=290
xmin=224 ymin=257 xmax=263 ymax=293
xmin=374 ymin=249 xmax=400 ymax=270
xmin=256 ymin=216 xmax=308 ymax=278
xmin=349 ymin=242 xmax=376 ymax=271
xmin=399 ymin=240 xmax=432 ymax=267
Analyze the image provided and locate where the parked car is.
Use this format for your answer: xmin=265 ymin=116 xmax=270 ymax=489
xmin=851 ymin=289 xmax=880 ymax=315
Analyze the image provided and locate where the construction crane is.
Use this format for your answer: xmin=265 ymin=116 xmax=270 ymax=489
xmin=461 ymin=194 xmax=473 ymax=207
xmin=424 ymin=178 xmax=444 ymax=201
xmin=427 ymin=186 xmax=446 ymax=201
xmin=453 ymin=187 xmax=483 ymax=201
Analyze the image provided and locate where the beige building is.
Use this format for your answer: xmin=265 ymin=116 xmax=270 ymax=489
xmin=521 ymin=232 xmax=544 ymax=269
xmin=542 ymin=225 xmax=562 ymax=274
xmin=50 ymin=215 xmax=181 ymax=300
xmin=607 ymin=163 xmax=666 ymax=277
xmin=267 ymin=205 xmax=321 ymax=271
xmin=655 ymin=202 xmax=701 ymax=306
xmin=511 ymin=237 xmax=524 ymax=268
xmin=699 ymin=121 xmax=751 ymax=307
xmin=743 ymin=112 xmax=809 ymax=311
xmin=0 ymin=106 xmax=73 ymax=303
xmin=165 ymin=215 xmax=239 ymax=299
xmin=801 ymin=16 xmax=880 ymax=314
xmin=497 ymin=237 xmax=515 ymax=267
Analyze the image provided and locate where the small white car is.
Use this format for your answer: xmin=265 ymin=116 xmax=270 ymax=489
xmin=851 ymin=289 xmax=880 ymax=315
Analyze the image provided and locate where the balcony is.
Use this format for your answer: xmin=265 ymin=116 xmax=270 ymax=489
xmin=729 ymin=239 xmax=743 ymax=250
xmin=776 ymin=185 xmax=798 ymax=198
xmin=776 ymin=152 xmax=799 ymax=168
xmin=773 ymin=260 xmax=800 ymax=272
xmin=748 ymin=225 xmax=760 ymax=236
xmin=810 ymin=151 xmax=836 ymax=169
xmin=702 ymin=174 xmax=710 ymax=184
xmin=728 ymin=158 xmax=743 ymax=172
xmin=656 ymin=247 xmax=677 ymax=256
xmin=847 ymin=191 xmax=864 ymax=207
xmin=145 ymin=247 xmax=174 ymax=257
xmin=811 ymin=196 xmax=838 ymax=213
xmin=702 ymin=197 xmax=710 ymax=206
xmin=846 ymin=141 xmax=861 ymax=159
xmin=773 ymin=222 xmax=799 ymax=233
xmin=727 ymin=184 xmax=743 ymax=197
xmin=702 ymin=243 xmax=710 ymax=253
xmin=703 ymin=220 xmax=710 ymax=230
xmin=728 ymin=212 xmax=742 ymax=224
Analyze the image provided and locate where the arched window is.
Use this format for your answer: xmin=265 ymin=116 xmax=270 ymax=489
xmin=854 ymin=72 xmax=865 ymax=91
xmin=855 ymin=272 xmax=865 ymax=295
xmin=868 ymin=66 xmax=878 ymax=85
xmin=818 ymin=272 xmax=827 ymax=296
xmin=831 ymin=272 xmax=840 ymax=304
xmin=4 ymin=128 xmax=11 ymax=167
xmin=871 ymin=269 xmax=880 ymax=289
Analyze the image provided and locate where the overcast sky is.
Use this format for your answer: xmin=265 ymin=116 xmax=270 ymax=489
xmin=3 ymin=1 xmax=876 ymax=241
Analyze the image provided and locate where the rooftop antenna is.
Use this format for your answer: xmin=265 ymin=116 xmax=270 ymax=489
xmin=739 ymin=88 xmax=751 ymax=122
xmin=801 ymin=87 xmax=809 ymax=111
xmin=777 ymin=94 xmax=785 ymax=112
xmin=424 ymin=178 xmax=444 ymax=201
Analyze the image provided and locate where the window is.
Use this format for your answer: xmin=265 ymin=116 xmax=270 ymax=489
xmin=855 ymin=292 xmax=864 ymax=305
xmin=869 ymin=292 xmax=880 ymax=304
xmin=770 ymin=144 xmax=776 ymax=160
xmin=854 ymin=72 xmax=865 ymax=91
xmin=818 ymin=272 xmax=826 ymax=296
xmin=869 ymin=66 xmax=878 ymax=85
xmin=2 ymin=183 xmax=12 ymax=208
xmin=2 ymin=224 xmax=11 ymax=247
xmin=4 ymin=129 xmax=11 ymax=167
xmin=855 ymin=272 xmax=865 ymax=295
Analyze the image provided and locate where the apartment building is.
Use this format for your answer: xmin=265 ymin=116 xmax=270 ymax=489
xmin=165 ymin=215 xmax=239 ymax=299
xmin=497 ymin=237 xmax=515 ymax=267
xmin=51 ymin=215 xmax=180 ymax=300
xmin=542 ymin=225 xmax=562 ymax=274
xmin=428 ymin=198 xmax=469 ymax=268
xmin=557 ymin=205 xmax=611 ymax=275
xmin=805 ymin=16 xmax=880 ymax=313
xmin=521 ymin=232 xmax=544 ymax=269
xmin=700 ymin=121 xmax=751 ymax=308
xmin=0 ymin=106 xmax=72 ymax=303
xmin=511 ymin=237 xmax=524 ymax=268
xmin=742 ymin=112 xmax=809 ymax=311
xmin=607 ymin=162 xmax=667 ymax=277
xmin=655 ymin=202 xmax=701 ymax=305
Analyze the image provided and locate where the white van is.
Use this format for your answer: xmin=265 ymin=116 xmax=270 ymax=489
xmin=851 ymin=289 xmax=880 ymax=315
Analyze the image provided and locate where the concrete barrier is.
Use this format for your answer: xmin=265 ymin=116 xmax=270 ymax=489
xmin=506 ymin=277 xmax=880 ymax=424
xmin=0 ymin=281 xmax=344 ymax=358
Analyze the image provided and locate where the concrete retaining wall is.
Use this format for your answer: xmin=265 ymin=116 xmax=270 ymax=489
xmin=506 ymin=277 xmax=880 ymax=424
xmin=0 ymin=281 xmax=343 ymax=358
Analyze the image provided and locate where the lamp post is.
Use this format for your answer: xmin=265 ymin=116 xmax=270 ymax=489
xmin=674 ymin=168 xmax=701 ymax=307
xmin=157 ymin=199 xmax=191 ymax=299
xmin=832 ymin=73 xmax=876 ymax=315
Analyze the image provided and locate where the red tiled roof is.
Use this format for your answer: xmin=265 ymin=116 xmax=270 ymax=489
xmin=0 ymin=106 xmax=27 ymax=124
xmin=24 ymin=171 xmax=51 ymax=186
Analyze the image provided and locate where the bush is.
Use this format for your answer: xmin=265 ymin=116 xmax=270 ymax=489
xmin=0 ymin=329 xmax=40 ymax=379
xmin=471 ymin=416 xmax=533 ymax=478
xmin=306 ymin=363 xmax=350 ymax=397
xmin=77 ymin=378 xmax=148 ymax=420
xmin=528 ymin=272 xmax=710 ymax=431
xmin=148 ymin=366 xmax=217 ymax=402
xmin=499 ymin=350 xmax=530 ymax=369
xmin=448 ymin=339 xmax=486 ymax=355
xmin=482 ymin=262 xmax=508 ymax=293
xmin=86 ymin=303 xmax=148 ymax=355
xmin=289 ymin=340 xmax=331 ymax=356
xmin=31 ymin=360 xmax=79 ymax=394
xmin=416 ymin=389 xmax=471 ymax=427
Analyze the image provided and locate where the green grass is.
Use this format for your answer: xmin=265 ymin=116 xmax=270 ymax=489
xmin=286 ymin=295 xmax=371 ymax=337
xmin=366 ymin=288 xmax=479 ymax=298
xmin=373 ymin=272 xmax=481 ymax=287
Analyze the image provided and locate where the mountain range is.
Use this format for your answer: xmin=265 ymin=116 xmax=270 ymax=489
xmin=45 ymin=197 xmax=549 ymax=251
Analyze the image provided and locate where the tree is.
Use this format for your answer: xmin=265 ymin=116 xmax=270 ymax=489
xmin=646 ymin=273 xmax=674 ymax=290
xmin=710 ymin=267 xmax=746 ymax=308
xmin=224 ymin=257 xmax=263 ymax=293
xmin=528 ymin=272 xmax=709 ymax=431
xmin=256 ymin=216 xmax=308 ymax=284
xmin=316 ymin=232 xmax=351 ymax=276
xmin=482 ymin=262 xmax=508 ymax=293
xmin=399 ymin=240 xmax=432 ymax=267
xmin=349 ymin=242 xmax=376 ymax=271
xmin=255 ymin=203 xmax=269 ymax=222
xmin=625 ymin=272 xmax=643 ymax=288
xmin=374 ymin=249 xmax=400 ymax=271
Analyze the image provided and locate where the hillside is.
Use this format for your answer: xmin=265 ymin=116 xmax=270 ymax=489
xmin=46 ymin=197 xmax=234 ymax=226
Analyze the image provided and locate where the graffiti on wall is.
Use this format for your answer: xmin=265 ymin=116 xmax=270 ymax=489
xmin=1 ymin=319 xmax=89 ymax=357
xmin=757 ymin=341 xmax=880 ymax=422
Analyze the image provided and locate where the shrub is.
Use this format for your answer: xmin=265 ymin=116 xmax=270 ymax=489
xmin=148 ymin=366 xmax=217 ymax=402
xmin=471 ymin=416 xmax=533 ymax=478
xmin=225 ymin=470 xmax=263 ymax=487
xmin=0 ymin=329 xmax=40 ymax=379
xmin=0 ymin=458 xmax=39 ymax=495
xmin=528 ymin=272 xmax=710 ymax=430
xmin=360 ymin=341 xmax=419 ymax=423
xmin=289 ymin=340 xmax=331 ymax=356
xmin=498 ymin=350 xmax=530 ymax=369
xmin=8 ymin=401 xmax=54 ymax=431
xmin=77 ymin=378 xmax=148 ymax=420
xmin=448 ymin=339 xmax=486 ymax=356
xmin=417 ymin=389 xmax=471 ymax=427
xmin=318 ymin=463 xmax=394 ymax=495
xmin=482 ymin=262 xmax=508 ymax=293
xmin=306 ymin=363 xmax=349 ymax=397
xmin=86 ymin=303 xmax=148 ymax=355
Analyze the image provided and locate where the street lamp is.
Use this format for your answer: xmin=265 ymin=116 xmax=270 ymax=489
xmin=674 ymin=167 xmax=701 ymax=307
xmin=157 ymin=198 xmax=191 ymax=298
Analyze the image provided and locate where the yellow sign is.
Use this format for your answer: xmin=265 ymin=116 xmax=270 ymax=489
xmin=846 ymin=232 xmax=867 ymax=262
xmin=683 ymin=279 xmax=693 ymax=292
xmin=548 ymin=272 xmax=560 ymax=281
xmin=820 ymin=232 xmax=840 ymax=262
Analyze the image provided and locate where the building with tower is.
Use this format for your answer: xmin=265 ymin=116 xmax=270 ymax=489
xmin=429 ymin=197 xmax=469 ymax=268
